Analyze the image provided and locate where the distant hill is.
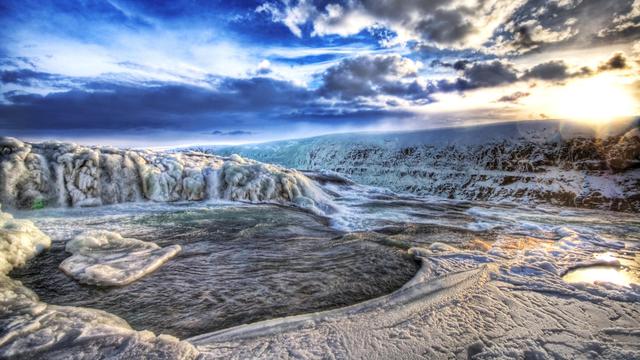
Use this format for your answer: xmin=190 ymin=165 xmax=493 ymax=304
xmin=186 ymin=119 xmax=640 ymax=212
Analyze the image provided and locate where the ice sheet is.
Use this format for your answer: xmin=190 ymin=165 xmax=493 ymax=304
xmin=60 ymin=230 xmax=181 ymax=286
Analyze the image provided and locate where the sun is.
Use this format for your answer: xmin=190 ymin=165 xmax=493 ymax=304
xmin=533 ymin=74 xmax=639 ymax=124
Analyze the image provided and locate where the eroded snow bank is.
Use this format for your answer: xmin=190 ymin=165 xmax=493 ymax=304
xmin=60 ymin=230 xmax=181 ymax=286
xmin=0 ymin=137 xmax=334 ymax=215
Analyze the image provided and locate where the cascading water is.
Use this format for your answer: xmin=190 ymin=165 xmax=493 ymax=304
xmin=0 ymin=137 xmax=335 ymax=215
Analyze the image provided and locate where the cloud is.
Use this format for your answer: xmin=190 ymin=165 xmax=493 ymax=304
xmin=257 ymin=60 xmax=272 ymax=75
xmin=462 ymin=61 xmax=519 ymax=87
xmin=211 ymin=130 xmax=253 ymax=136
xmin=521 ymin=61 xmax=572 ymax=81
xmin=436 ymin=60 xmax=519 ymax=92
xmin=429 ymin=53 xmax=630 ymax=95
xmin=493 ymin=0 xmax=638 ymax=55
xmin=262 ymin=0 xmax=526 ymax=48
xmin=597 ymin=0 xmax=640 ymax=39
xmin=256 ymin=0 xmax=316 ymax=38
xmin=497 ymin=91 xmax=530 ymax=103
xmin=501 ymin=17 xmax=579 ymax=54
xmin=0 ymin=68 xmax=412 ymax=135
xmin=1 ymin=0 xmax=638 ymax=144
xmin=521 ymin=60 xmax=591 ymax=81
xmin=430 ymin=59 xmax=471 ymax=71
xmin=261 ymin=0 xmax=637 ymax=55
xmin=1 ymin=69 xmax=68 ymax=86
xmin=519 ymin=52 xmax=630 ymax=82
xmin=597 ymin=52 xmax=630 ymax=71
xmin=317 ymin=54 xmax=431 ymax=101
xmin=0 ymin=75 xmax=313 ymax=131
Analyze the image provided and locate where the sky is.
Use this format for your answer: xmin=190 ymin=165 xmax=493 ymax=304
xmin=0 ymin=0 xmax=639 ymax=147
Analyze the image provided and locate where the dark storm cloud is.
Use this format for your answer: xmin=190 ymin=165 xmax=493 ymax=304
xmin=462 ymin=61 xmax=518 ymax=87
xmin=430 ymin=59 xmax=471 ymax=71
xmin=436 ymin=60 xmax=519 ymax=92
xmin=317 ymin=55 xmax=432 ymax=101
xmin=521 ymin=60 xmax=592 ymax=81
xmin=0 ymin=76 xmax=312 ymax=131
xmin=429 ymin=52 xmax=631 ymax=94
xmin=412 ymin=8 xmax=474 ymax=44
xmin=319 ymin=48 xmax=636 ymax=103
xmin=521 ymin=61 xmax=572 ymax=81
xmin=520 ymin=53 xmax=630 ymax=82
xmin=1 ymin=69 xmax=69 ymax=86
xmin=0 ymin=70 xmax=407 ymax=132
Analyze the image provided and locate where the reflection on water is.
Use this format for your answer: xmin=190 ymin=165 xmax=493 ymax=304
xmin=563 ymin=265 xmax=640 ymax=288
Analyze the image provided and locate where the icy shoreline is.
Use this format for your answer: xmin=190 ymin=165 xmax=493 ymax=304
xmin=2 ymin=197 xmax=639 ymax=359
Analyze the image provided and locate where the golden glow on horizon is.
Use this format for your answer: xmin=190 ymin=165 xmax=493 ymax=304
xmin=534 ymin=74 xmax=638 ymax=124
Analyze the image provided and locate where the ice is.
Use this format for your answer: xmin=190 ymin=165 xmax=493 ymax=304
xmin=0 ymin=206 xmax=199 ymax=358
xmin=428 ymin=242 xmax=459 ymax=252
xmin=2 ymin=193 xmax=640 ymax=358
xmin=200 ymin=119 xmax=640 ymax=212
xmin=189 ymin=249 xmax=489 ymax=345
xmin=0 ymin=137 xmax=335 ymax=215
xmin=59 ymin=230 xmax=181 ymax=286
xmin=190 ymin=224 xmax=640 ymax=359
xmin=2 ymin=127 xmax=640 ymax=358
xmin=0 ymin=205 xmax=51 ymax=275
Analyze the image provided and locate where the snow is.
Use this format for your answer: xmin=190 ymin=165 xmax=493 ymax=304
xmin=200 ymin=119 xmax=640 ymax=212
xmin=0 ymin=205 xmax=51 ymax=275
xmin=189 ymin=221 xmax=640 ymax=359
xmin=0 ymin=137 xmax=336 ymax=216
xmin=1 ymin=192 xmax=639 ymax=358
xmin=1 ymin=121 xmax=639 ymax=358
xmin=0 ymin=206 xmax=198 ymax=359
xmin=59 ymin=230 xmax=181 ymax=286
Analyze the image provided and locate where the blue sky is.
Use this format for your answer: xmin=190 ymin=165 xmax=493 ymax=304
xmin=0 ymin=0 xmax=639 ymax=146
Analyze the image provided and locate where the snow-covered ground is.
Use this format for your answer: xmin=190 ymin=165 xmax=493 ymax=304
xmin=0 ymin=132 xmax=639 ymax=359
xmin=198 ymin=120 xmax=640 ymax=212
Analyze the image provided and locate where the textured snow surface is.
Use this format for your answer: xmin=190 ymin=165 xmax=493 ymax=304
xmin=191 ymin=225 xmax=640 ymax=359
xmin=59 ymin=230 xmax=181 ymax=286
xmin=203 ymin=120 xmax=640 ymax=212
xmin=0 ymin=137 xmax=335 ymax=215
xmin=1 ymin=197 xmax=640 ymax=358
